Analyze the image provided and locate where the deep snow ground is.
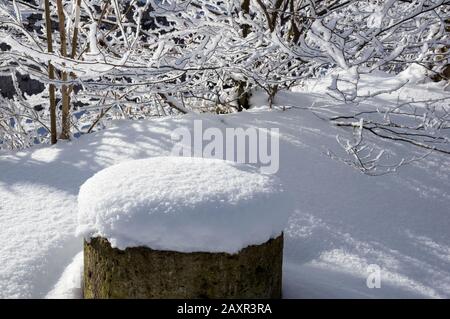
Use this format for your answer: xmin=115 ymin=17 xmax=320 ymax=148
xmin=1 ymin=74 xmax=449 ymax=298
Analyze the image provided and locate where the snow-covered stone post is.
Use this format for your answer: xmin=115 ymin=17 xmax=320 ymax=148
xmin=77 ymin=157 xmax=292 ymax=299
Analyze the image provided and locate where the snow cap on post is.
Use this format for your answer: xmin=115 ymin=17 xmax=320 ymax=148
xmin=77 ymin=156 xmax=292 ymax=254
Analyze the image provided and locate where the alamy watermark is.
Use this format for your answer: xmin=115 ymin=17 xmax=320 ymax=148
xmin=366 ymin=264 xmax=381 ymax=289
xmin=170 ymin=120 xmax=279 ymax=174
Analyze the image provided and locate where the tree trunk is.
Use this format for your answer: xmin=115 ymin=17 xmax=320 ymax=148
xmin=57 ymin=0 xmax=71 ymax=140
xmin=64 ymin=0 xmax=82 ymax=134
xmin=44 ymin=0 xmax=57 ymax=145
xmin=237 ymin=0 xmax=252 ymax=111
xmin=288 ymin=0 xmax=301 ymax=44
xmin=440 ymin=18 xmax=450 ymax=81
xmin=84 ymin=235 xmax=283 ymax=299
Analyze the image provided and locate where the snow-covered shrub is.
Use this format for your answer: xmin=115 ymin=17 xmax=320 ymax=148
xmin=0 ymin=0 xmax=448 ymax=151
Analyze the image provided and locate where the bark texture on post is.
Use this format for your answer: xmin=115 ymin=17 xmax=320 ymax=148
xmin=84 ymin=234 xmax=283 ymax=299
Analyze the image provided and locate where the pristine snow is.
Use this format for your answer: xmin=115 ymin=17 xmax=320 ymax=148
xmin=77 ymin=157 xmax=290 ymax=253
xmin=1 ymin=72 xmax=449 ymax=298
xmin=45 ymin=252 xmax=83 ymax=299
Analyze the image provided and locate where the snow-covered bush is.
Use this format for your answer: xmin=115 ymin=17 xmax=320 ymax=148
xmin=0 ymin=0 xmax=448 ymax=154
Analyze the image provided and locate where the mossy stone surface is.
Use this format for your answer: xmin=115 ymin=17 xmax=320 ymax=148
xmin=84 ymin=234 xmax=283 ymax=299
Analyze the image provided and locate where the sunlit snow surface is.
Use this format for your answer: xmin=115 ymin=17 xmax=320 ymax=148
xmin=1 ymin=73 xmax=449 ymax=298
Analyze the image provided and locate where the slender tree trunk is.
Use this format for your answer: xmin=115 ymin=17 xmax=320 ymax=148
xmin=64 ymin=0 xmax=82 ymax=128
xmin=288 ymin=0 xmax=301 ymax=44
xmin=44 ymin=0 xmax=57 ymax=145
xmin=70 ymin=0 xmax=82 ymax=59
xmin=440 ymin=18 xmax=450 ymax=81
xmin=56 ymin=0 xmax=71 ymax=140
xmin=237 ymin=0 xmax=251 ymax=111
